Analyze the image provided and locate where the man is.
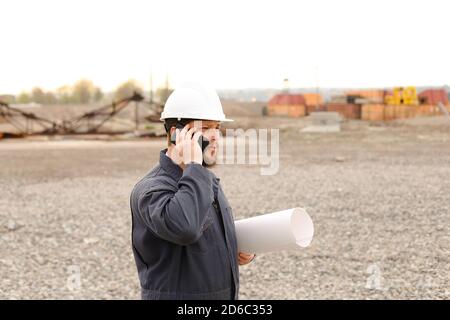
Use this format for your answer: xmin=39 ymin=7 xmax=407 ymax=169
xmin=130 ymin=83 xmax=255 ymax=300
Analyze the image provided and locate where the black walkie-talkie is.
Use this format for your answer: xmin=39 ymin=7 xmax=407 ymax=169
xmin=170 ymin=124 xmax=210 ymax=152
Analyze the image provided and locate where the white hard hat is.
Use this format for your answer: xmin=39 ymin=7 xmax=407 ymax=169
xmin=160 ymin=82 xmax=233 ymax=122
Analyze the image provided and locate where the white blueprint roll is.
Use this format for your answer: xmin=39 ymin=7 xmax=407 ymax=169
xmin=235 ymin=208 xmax=314 ymax=254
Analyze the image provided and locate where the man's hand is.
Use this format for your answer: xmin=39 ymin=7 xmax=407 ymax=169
xmin=175 ymin=124 xmax=203 ymax=165
xmin=238 ymin=251 xmax=255 ymax=266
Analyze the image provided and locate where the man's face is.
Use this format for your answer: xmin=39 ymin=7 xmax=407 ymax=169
xmin=190 ymin=120 xmax=221 ymax=166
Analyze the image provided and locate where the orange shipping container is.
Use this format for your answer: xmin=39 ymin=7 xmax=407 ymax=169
xmin=267 ymin=93 xmax=306 ymax=118
xmin=268 ymin=94 xmax=306 ymax=106
xmin=267 ymin=104 xmax=287 ymax=116
xmin=288 ymin=105 xmax=306 ymax=117
xmin=361 ymin=104 xmax=385 ymax=121
xmin=267 ymin=104 xmax=305 ymax=117
xmin=420 ymin=104 xmax=439 ymax=116
xmin=384 ymin=105 xmax=418 ymax=120
xmin=383 ymin=105 xmax=395 ymax=121
xmin=406 ymin=105 xmax=417 ymax=118
xmin=396 ymin=105 xmax=408 ymax=120
xmin=362 ymin=104 xmax=444 ymax=121
xmin=418 ymin=89 xmax=448 ymax=105
xmin=325 ymin=103 xmax=361 ymax=119
xmin=303 ymin=93 xmax=323 ymax=107
xmin=345 ymin=90 xmax=386 ymax=100
xmin=306 ymin=104 xmax=327 ymax=115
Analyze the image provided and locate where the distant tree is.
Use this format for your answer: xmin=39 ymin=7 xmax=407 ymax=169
xmin=72 ymin=79 xmax=96 ymax=104
xmin=56 ymin=85 xmax=73 ymax=104
xmin=93 ymin=87 xmax=103 ymax=102
xmin=16 ymin=92 xmax=31 ymax=104
xmin=13 ymin=80 xmax=103 ymax=106
xmin=114 ymin=80 xmax=143 ymax=101
xmin=44 ymin=92 xmax=57 ymax=104
xmin=155 ymin=86 xmax=173 ymax=104
xmin=31 ymin=87 xmax=46 ymax=104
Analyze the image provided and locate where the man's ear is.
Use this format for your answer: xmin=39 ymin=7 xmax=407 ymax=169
xmin=168 ymin=127 xmax=177 ymax=146
xmin=169 ymin=126 xmax=176 ymax=136
xmin=166 ymin=126 xmax=176 ymax=146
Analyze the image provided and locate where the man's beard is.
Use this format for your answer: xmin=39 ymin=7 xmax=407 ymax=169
xmin=202 ymin=144 xmax=218 ymax=167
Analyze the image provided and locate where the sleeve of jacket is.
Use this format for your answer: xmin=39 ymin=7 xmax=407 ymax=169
xmin=136 ymin=163 xmax=214 ymax=245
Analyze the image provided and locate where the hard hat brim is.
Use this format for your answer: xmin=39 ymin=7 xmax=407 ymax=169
xmin=160 ymin=116 xmax=233 ymax=122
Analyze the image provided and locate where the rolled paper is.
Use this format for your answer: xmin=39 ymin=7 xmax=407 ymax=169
xmin=235 ymin=207 xmax=314 ymax=254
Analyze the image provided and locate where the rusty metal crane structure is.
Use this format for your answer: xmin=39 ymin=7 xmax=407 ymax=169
xmin=0 ymin=100 xmax=61 ymax=136
xmin=0 ymin=92 xmax=163 ymax=137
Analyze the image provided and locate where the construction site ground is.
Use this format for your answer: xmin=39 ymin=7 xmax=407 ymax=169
xmin=1 ymin=114 xmax=449 ymax=299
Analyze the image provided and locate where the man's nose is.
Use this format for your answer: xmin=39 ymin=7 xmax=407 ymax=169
xmin=207 ymin=129 xmax=219 ymax=142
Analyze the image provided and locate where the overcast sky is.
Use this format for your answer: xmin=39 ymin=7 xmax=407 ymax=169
xmin=1 ymin=0 xmax=449 ymax=94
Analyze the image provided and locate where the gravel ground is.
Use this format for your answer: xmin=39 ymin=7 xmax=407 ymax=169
xmin=0 ymin=117 xmax=449 ymax=299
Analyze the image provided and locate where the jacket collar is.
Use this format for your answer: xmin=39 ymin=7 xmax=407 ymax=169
xmin=159 ymin=149 xmax=183 ymax=181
